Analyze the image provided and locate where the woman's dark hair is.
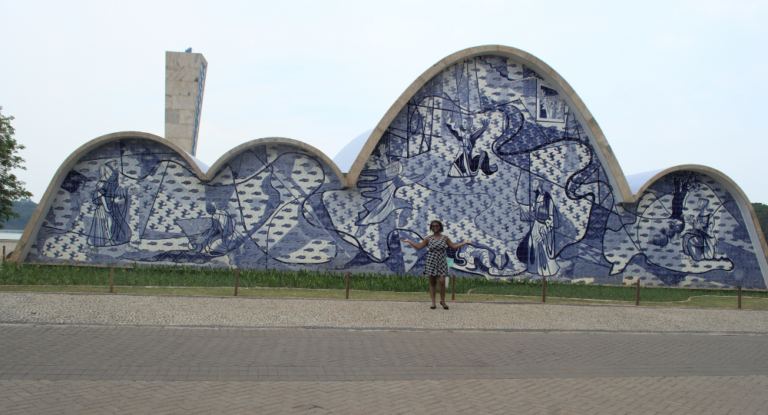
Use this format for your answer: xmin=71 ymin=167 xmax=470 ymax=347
xmin=429 ymin=220 xmax=444 ymax=233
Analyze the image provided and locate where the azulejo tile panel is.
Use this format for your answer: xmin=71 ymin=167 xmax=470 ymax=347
xmin=27 ymin=55 xmax=767 ymax=289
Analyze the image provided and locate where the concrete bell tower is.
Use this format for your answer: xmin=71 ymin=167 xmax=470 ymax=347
xmin=165 ymin=50 xmax=207 ymax=156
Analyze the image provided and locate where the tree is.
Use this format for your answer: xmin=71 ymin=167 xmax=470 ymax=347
xmin=754 ymin=203 xmax=768 ymax=241
xmin=0 ymin=106 xmax=33 ymax=229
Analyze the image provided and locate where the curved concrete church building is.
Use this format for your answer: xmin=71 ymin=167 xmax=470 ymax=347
xmin=13 ymin=46 xmax=768 ymax=289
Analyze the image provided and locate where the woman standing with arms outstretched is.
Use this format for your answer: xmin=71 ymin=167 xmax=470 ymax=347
xmin=401 ymin=220 xmax=474 ymax=310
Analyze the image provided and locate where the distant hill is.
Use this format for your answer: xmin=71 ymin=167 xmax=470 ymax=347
xmin=0 ymin=199 xmax=37 ymax=230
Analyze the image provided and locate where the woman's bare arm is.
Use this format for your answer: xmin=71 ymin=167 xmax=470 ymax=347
xmin=446 ymin=237 xmax=474 ymax=250
xmin=401 ymin=236 xmax=429 ymax=250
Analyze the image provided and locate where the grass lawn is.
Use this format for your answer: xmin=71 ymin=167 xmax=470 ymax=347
xmin=1 ymin=262 xmax=766 ymax=309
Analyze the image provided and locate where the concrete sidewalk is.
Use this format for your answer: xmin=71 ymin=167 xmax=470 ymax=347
xmin=2 ymin=291 xmax=768 ymax=334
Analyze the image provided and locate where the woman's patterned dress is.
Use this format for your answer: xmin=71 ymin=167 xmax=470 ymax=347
xmin=423 ymin=235 xmax=449 ymax=277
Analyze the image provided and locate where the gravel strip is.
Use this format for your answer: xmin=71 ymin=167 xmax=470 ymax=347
xmin=1 ymin=292 xmax=767 ymax=333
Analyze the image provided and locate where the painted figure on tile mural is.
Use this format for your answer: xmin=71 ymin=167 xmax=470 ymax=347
xmin=682 ymin=198 xmax=718 ymax=261
xmin=446 ymin=118 xmax=497 ymax=178
xmin=87 ymin=161 xmax=133 ymax=251
xmin=538 ymin=86 xmax=564 ymax=120
xmin=517 ymin=179 xmax=560 ymax=276
xmin=186 ymin=202 xmax=246 ymax=256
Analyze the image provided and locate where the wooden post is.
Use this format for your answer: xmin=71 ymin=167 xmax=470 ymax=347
xmin=345 ymin=272 xmax=351 ymax=299
xmin=109 ymin=265 xmax=114 ymax=293
xmin=451 ymin=275 xmax=455 ymax=301
xmin=2 ymin=245 xmax=5 ymax=263
xmin=738 ymin=285 xmax=742 ymax=309
xmin=635 ymin=279 xmax=640 ymax=306
xmin=542 ymin=277 xmax=546 ymax=303
xmin=234 ymin=268 xmax=239 ymax=296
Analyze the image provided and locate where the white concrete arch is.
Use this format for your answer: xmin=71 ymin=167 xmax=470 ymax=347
xmin=205 ymin=137 xmax=347 ymax=186
xmin=11 ymin=133 xmax=349 ymax=262
xmin=11 ymin=131 xmax=208 ymax=262
xmin=627 ymin=164 xmax=768 ymax=269
xmin=345 ymin=45 xmax=634 ymax=203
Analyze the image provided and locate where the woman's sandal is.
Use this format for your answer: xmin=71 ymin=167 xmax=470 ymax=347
xmin=430 ymin=305 xmax=436 ymax=309
xmin=440 ymin=302 xmax=449 ymax=310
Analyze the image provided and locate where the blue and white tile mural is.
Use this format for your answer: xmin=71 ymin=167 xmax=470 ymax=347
xmin=26 ymin=55 xmax=767 ymax=289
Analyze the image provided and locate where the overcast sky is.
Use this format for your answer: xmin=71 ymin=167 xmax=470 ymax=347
xmin=3 ymin=0 xmax=767 ymax=204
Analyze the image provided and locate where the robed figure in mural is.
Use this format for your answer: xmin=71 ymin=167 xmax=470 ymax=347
xmin=88 ymin=161 xmax=132 ymax=249
xmin=517 ymin=179 xmax=560 ymax=276
xmin=446 ymin=118 xmax=497 ymax=178
xmin=682 ymin=198 xmax=718 ymax=261
xmin=186 ymin=202 xmax=246 ymax=256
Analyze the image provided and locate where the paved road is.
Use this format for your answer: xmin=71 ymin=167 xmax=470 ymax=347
xmin=1 ymin=324 xmax=768 ymax=413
